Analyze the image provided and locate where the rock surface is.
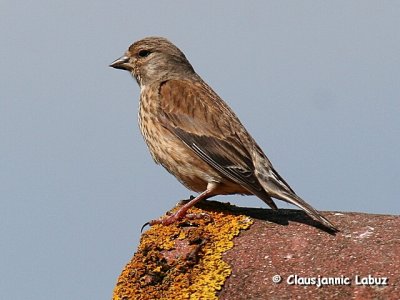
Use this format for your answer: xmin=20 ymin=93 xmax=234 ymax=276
xmin=218 ymin=205 xmax=399 ymax=299
xmin=113 ymin=200 xmax=399 ymax=299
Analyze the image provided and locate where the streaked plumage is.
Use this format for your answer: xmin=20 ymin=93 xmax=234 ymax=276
xmin=110 ymin=37 xmax=338 ymax=231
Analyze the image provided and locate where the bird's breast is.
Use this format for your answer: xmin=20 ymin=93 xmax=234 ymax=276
xmin=138 ymin=87 xmax=211 ymax=192
xmin=137 ymin=87 xmax=248 ymax=196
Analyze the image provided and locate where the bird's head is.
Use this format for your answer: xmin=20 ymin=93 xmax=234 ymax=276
xmin=110 ymin=37 xmax=196 ymax=87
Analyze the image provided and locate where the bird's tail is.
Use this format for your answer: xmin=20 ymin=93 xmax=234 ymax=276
xmin=253 ymin=153 xmax=338 ymax=231
xmin=278 ymin=192 xmax=338 ymax=232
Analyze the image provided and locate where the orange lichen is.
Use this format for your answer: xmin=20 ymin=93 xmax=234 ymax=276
xmin=113 ymin=202 xmax=253 ymax=300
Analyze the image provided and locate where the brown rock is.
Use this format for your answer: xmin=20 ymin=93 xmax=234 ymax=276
xmin=219 ymin=205 xmax=399 ymax=299
xmin=113 ymin=200 xmax=400 ymax=300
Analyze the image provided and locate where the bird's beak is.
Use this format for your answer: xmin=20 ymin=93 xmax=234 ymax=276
xmin=109 ymin=56 xmax=130 ymax=71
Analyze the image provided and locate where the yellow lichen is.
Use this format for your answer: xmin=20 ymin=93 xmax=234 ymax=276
xmin=112 ymin=202 xmax=253 ymax=300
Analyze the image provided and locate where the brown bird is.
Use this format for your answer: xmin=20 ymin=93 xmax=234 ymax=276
xmin=110 ymin=37 xmax=338 ymax=231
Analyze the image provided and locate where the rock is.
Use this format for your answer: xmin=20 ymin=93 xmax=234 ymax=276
xmin=113 ymin=200 xmax=400 ymax=300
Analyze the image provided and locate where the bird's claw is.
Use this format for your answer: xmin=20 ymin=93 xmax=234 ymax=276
xmin=141 ymin=211 xmax=212 ymax=232
xmin=140 ymin=221 xmax=151 ymax=233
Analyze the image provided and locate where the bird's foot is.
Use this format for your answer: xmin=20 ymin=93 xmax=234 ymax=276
xmin=141 ymin=207 xmax=190 ymax=232
xmin=149 ymin=212 xmax=182 ymax=226
xmin=150 ymin=210 xmax=212 ymax=225
xmin=141 ymin=210 xmax=212 ymax=232
xmin=141 ymin=189 xmax=214 ymax=232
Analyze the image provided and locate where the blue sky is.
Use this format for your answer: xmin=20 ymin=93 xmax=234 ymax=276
xmin=1 ymin=1 xmax=399 ymax=299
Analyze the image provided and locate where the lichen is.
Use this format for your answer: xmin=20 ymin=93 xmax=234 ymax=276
xmin=112 ymin=202 xmax=253 ymax=300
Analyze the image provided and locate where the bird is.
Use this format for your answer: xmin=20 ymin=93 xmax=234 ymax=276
xmin=110 ymin=36 xmax=338 ymax=232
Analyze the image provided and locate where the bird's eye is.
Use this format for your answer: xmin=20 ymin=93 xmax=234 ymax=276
xmin=138 ymin=50 xmax=151 ymax=58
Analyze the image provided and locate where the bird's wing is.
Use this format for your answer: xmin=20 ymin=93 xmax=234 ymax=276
xmin=157 ymin=79 xmax=277 ymax=209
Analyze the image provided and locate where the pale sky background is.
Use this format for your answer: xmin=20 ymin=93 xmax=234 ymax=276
xmin=1 ymin=1 xmax=399 ymax=299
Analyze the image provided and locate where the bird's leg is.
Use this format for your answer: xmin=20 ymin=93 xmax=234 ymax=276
xmin=148 ymin=183 xmax=217 ymax=226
